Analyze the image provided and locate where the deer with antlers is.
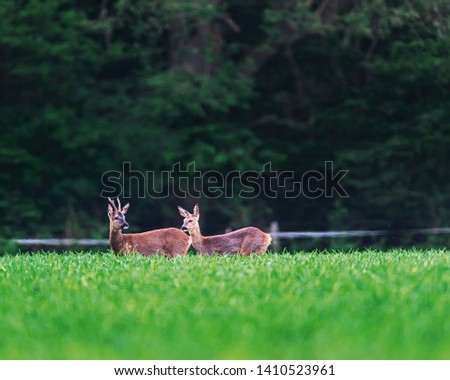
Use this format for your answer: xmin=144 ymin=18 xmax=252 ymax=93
xmin=178 ymin=204 xmax=271 ymax=256
xmin=107 ymin=197 xmax=191 ymax=257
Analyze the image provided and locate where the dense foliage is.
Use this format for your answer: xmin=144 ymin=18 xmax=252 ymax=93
xmin=1 ymin=1 xmax=450 ymax=247
xmin=1 ymin=250 xmax=449 ymax=359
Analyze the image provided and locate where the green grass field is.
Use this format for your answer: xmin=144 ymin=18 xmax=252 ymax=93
xmin=0 ymin=250 xmax=449 ymax=359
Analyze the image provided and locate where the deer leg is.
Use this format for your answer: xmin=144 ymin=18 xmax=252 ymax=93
xmin=240 ymin=237 xmax=256 ymax=256
xmin=241 ymin=235 xmax=266 ymax=256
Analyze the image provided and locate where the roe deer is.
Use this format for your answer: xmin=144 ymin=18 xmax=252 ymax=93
xmin=178 ymin=204 xmax=271 ymax=256
xmin=108 ymin=198 xmax=191 ymax=257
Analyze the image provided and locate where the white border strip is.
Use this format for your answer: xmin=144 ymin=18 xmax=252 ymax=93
xmin=0 ymin=360 xmax=449 ymax=380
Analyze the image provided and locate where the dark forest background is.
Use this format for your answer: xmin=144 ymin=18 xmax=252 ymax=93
xmin=1 ymin=0 xmax=450 ymax=250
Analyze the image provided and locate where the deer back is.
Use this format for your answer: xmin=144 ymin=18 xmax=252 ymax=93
xmin=122 ymin=228 xmax=191 ymax=257
xmin=196 ymin=226 xmax=271 ymax=256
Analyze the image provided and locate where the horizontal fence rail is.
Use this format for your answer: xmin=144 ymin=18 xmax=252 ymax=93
xmin=273 ymin=227 xmax=450 ymax=239
xmin=10 ymin=227 xmax=450 ymax=247
xmin=13 ymin=239 xmax=110 ymax=246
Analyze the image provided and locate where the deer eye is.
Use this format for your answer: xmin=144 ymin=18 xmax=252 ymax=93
xmin=114 ymin=216 xmax=119 ymax=220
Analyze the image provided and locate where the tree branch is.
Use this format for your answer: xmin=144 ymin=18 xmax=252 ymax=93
xmin=216 ymin=13 xmax=240 ymax=33
xmin=99 ymin=0 xmax=112 ymax=49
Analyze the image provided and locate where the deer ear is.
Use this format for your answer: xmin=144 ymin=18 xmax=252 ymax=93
xmin=108 ymin=204 xmax=114 ymax=218
xmin=193 ymin=203 xmax=200 ymax=217
xmin=122 ymin=203 xmax=130 ymax=214
xmin=178 ymin=206 xmax=189 ymax=218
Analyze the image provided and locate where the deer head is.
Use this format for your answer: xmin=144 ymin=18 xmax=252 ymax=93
xmin=107 ymin=197 xmax=130 ymax=230
xmin=178 ymin=204 xmax=199 ymax=234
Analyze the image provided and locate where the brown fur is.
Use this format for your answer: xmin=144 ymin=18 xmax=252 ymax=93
xmin=178 ymin=204 xmax=271 ymax=256
xmin=108 ymin=198 xmax=191 ymax=257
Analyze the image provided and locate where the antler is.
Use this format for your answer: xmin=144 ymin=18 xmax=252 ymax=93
xmin=108 ymin=197 xmax=118 ymax=211
xmin=117 ymin=197 xmax=122 ymax=210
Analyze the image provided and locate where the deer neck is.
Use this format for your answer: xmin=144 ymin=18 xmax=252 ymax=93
xmin=109 ymin=225 xmax=124 ymax=253
xmin=189 ymin=224 xmax=204 ymax=250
